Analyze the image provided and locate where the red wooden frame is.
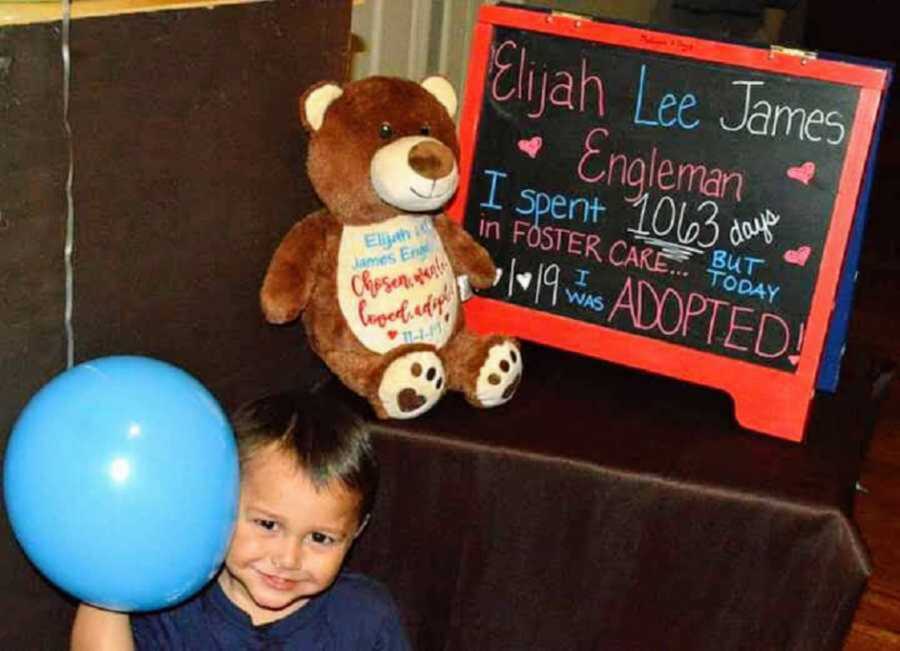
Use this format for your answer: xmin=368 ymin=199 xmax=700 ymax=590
xmin=447 ymin=5 xmax=889 ymax=442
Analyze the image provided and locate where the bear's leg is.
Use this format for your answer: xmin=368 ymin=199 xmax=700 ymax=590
xmin=322 ymin=344 xmax=446 ymax=420
xmin=442 ymin=329 xmax=522 ymax=408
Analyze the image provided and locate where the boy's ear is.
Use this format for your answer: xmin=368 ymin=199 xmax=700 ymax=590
xmin=354 ymin=513 xmax=371 ymax=539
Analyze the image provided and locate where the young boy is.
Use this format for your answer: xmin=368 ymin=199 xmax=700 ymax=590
xmin=71 ymin=386 xmax=411 ymax=650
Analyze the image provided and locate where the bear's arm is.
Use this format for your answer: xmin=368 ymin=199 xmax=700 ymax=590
xmin=433 ymin=214 xmax=497 ymax=289
xmin=260 ymin=211 xmax=331 ymax=324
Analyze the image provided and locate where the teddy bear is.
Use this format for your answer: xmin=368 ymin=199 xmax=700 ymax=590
xmin=260 ymin=75 xmax=522 ymax=419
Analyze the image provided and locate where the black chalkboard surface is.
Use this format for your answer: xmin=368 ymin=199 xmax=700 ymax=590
xmin=450 ymin=5 xmax=889 ymax=441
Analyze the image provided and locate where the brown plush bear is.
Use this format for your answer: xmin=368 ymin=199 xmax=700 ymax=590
xmin=261 ymin=76 xmax=522 ymax=419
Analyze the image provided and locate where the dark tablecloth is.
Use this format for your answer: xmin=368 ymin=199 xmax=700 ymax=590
xmin=346 ymin=343 xmax=892 ymax=651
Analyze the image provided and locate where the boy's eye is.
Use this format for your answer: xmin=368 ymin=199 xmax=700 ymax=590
xmin=254 ymin=518 xmax=278 ymax=531
xmin=308 ymin=531 xmax=336 ymax=546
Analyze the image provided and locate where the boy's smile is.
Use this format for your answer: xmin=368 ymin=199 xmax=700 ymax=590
xmin=218 ymin=443 xmax=364 ymax=625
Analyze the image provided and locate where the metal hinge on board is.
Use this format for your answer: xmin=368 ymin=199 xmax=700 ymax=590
xmin=769 ymin=44 xmax=818 ymax=63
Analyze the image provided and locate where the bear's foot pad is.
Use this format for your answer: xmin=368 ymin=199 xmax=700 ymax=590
xmin=378 ymin=350 xmax=446 ymax=419
xmin=474 ymin=340 xmax=522 ymax=407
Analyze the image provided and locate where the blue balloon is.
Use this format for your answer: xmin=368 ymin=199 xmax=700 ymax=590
xmin=3 ymin=356 xmax=239 ymax=612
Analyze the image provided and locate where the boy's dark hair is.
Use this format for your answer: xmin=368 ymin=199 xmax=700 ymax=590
xmin=230 ymin=383 xmax=379 ymax=519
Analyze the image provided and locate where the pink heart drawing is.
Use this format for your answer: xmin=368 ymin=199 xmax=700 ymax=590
xmin=788 ymin=355 xmax=801 ymax=366
xmin=784 ymin=246 xmax=811 ymax=267
xmin=387 ymin=330 xmax=398 ymax=340
xmin=787 ymin=161 xmax=815 ymax=185
xmin=518 ymin=136 xmax=542 ymax=159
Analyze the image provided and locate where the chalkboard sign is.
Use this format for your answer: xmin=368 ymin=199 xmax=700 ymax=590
xmin=449 ymin=5 xmax=890 ymax=441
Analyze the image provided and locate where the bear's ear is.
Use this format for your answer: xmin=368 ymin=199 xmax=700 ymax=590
xmin=421 ymin=76 xmax=457 ymax=118
xmin=300 ymin=82 xmax=343 ymax=132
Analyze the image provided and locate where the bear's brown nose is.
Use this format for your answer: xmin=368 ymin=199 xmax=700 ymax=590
xmin=408 ymin=141 xmax=455 ymax=180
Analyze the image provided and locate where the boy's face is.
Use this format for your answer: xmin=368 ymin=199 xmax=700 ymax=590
xmin=219 ymin=443 xmax=364 ymax=625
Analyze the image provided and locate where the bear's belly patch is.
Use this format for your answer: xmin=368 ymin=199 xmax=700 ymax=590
xmin=336 ymin=215 xmax=459 ymax=354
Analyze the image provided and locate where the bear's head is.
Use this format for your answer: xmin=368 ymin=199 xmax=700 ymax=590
xmin=300 ymin=76 xmax=460 ymax=226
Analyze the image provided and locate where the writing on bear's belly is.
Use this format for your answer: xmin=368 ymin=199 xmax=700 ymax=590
xmin=337 ymin=215 xmax=459 ymax=353
xmin=350 ymin=257 xmax=451 ymax=300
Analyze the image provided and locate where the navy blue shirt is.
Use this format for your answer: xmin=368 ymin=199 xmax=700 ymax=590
xmin=132 ymin=572 xmax=412 ymax=650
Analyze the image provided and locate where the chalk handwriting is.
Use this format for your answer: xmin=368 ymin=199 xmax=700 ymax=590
xmin=504 ymin=257 xmax=561 ymax=307
xmin=628 ymin=193 xmax=721 ymax=258
xmin=467 ymin=31 xmax=855 ymax=371
xmin=633 ymin=64 xmax=700 ymax=130
xmin=579 ymin=128 xmax=746 ymax=202
xmin=729 ymin=209 xmax=781 ymax=246
xmin=607 ymin=276 xmax=791 ymax=359
xmin=565 ymin=288 xmax=606 ymax=312
xmin=719 ymin=80 xmax=847 ymax=145
xmin=480 ymin=169 xmax=508 ymax=210
xmin=705 ymin=249 xmax=781 ymax=304
xmin=515 ymin=188 xmax=606 ymax=227
xmin=511 ymin=220 xmax=604 ymax=262
xmin=607 ymin=240 xmax=670 ymax=274
xmin=491 ymin=39 xmax=605 ymax=119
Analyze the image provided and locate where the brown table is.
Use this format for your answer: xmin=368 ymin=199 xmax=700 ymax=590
xmin=347 ymin=343 xmax=892 ymax=650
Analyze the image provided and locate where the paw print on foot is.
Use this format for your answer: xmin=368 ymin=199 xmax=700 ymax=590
xmin=378 ymin=350 xmax=446 ymax=419
xmin=474 ymin=341 xmax=522 ymax=407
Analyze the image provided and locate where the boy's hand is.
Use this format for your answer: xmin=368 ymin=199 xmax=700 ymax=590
xmin=71 ymin=604 xmax=135 ymax=651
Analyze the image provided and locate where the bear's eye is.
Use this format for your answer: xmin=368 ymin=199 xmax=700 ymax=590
xmin=379 ymin=122 xmax=394 ymax=140
xmin=419 ymin=124 xmax=431 ymax=136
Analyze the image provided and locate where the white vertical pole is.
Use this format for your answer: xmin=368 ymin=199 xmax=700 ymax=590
xmin=407 ymin=0 xmax=432 ymax=80
xmin=438 ymin=0 xmax=453 ymax=77
xmin=369 ymin=0 xmax=385 ymax=77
